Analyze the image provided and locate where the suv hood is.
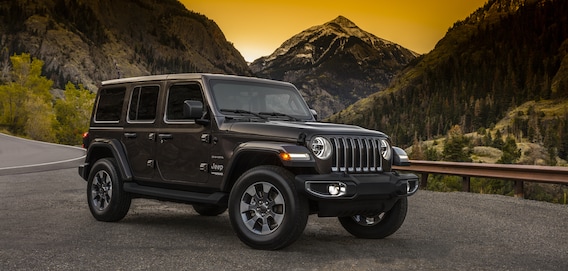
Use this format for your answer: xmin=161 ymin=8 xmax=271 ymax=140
xmin=219 ymin=120 xmax=387 ymax=142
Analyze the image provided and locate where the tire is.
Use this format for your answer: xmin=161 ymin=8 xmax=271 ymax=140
xmin=338 ymin=197 xmax=408 ymax=239
xmin=87 ymin=158 xmax=131 ymax=222
xmin=228 ymin=165 xmax=308 ymax=250
xmin=193 ymin=204 xmax=227 ymax=216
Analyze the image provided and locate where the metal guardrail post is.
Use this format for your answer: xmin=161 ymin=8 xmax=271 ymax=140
xmin=514 ymin=181 xmax=524 ymax=198
xmin=421 ymin=173 xmax=429 ymax=189
xmin=462 ymin=176 xmax=470 ymax=192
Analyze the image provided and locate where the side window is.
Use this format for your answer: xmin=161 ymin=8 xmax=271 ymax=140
xmin=128 ymin=86 xmax=159 ymax=122
xmin=166 ymin=83 xmax=204 ymax=121
xmin=95 ymin=87 xmax=126 ymax=122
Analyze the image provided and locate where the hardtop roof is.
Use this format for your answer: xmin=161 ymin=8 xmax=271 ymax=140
xmin=100 ymin=73 xmax=293 ymax=87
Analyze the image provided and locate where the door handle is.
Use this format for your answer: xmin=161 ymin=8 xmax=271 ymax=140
xmin=124 ymin=132 xmax=137 ymax=139
xmin=158 ymin=133 xmax=173 ymax=143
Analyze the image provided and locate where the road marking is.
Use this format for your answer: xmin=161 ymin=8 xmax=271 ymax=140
xmin=0 ymin=155 xmax=86 ymax=170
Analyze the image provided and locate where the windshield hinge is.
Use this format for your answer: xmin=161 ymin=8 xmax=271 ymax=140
xmin=297 ymin=132 xmax=307 ymax=145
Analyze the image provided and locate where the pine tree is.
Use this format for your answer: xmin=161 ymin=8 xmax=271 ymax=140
xmin=497 ymin=136 xmax=521 ymax=164
xmin=492 ymin=130 xmax=505 ymax=149
xmin=442 ymin=125 xmax=473 ymax=162
xmin=409 ymin=133 xmax=425 ymax=160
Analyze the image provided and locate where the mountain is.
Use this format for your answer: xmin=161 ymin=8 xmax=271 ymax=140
xmin=0 ymin=0 xmax=252 ymax=91
xmin=250 ymin=16 xmax=418 ymax=118
xmin=329 ymin=0 xmax=568 ymax=157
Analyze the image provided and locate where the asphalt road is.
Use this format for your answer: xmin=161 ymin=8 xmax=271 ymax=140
xmin=0 ymin=133 xmax=85 ymax=176
xmin=0 ymin=135 xmax=567 ymax=270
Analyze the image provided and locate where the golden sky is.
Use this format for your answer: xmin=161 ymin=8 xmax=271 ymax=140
xmin=183 ymin=0 xmax=487 ymax=62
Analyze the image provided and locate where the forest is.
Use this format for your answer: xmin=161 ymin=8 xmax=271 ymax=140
xmin=327 ymin=0 xmax=568 ymax=203
xmin=330 ymin=0 xmax=568 ymax=158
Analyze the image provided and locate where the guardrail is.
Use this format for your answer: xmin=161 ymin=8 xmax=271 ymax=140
xmin=393 ymin=160 xmax=568 ymax=198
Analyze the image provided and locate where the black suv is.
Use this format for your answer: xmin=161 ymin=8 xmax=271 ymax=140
xmin=78 ymin=73 xmax=418 ymax=250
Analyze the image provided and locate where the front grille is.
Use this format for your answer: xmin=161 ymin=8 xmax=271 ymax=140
xmin=328 ymin=136 xmax=383 ymax=173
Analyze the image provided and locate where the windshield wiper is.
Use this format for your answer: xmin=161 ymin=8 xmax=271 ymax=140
xmin=258 ymin=111 xmax=301 ymax=121
xmin=221 ymin=109 xmax=267 ymax=120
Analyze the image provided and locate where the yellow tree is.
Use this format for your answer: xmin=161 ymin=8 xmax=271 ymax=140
xmin=54 ymin=82 xmax=95 ymax=145
xmin=25 ymin=95 xmax=57 ymax=142
xmin=0 ymin=53 xmax=55 ymax=139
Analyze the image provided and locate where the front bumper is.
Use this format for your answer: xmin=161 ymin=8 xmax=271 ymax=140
xmin=295 ymin=171 xmax=418 ymax=217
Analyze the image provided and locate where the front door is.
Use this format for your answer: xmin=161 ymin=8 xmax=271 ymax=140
xmin=155 ymin=82 xmax=211 ymax=184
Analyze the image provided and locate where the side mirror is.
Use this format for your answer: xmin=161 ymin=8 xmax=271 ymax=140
xmin=392 ymin=147 xmax=411 ymax=166
xmin=310 ymin=109 xmax=318 ymax=120
xmin=183 ymin=100 xmax=204 ymax=119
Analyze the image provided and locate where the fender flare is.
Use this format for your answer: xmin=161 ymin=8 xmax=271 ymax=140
xmin=221 ymin=141 xmax=315 ymax=190
xmin=83 ymin=139 xmax=133 ymax=181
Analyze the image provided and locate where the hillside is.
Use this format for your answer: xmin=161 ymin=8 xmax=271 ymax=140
xmin=329 ymin=0 xmax=568 ymax=159
xmin=0 ymin=0 xmax=252 ymax=91
xmin=250 ymin=16 xmax=418 ymax=118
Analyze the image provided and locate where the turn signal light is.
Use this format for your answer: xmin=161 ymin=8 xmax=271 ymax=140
xmin=279 ymin=152 xmax=310 ymax=161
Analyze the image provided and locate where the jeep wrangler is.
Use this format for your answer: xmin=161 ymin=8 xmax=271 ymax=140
xmin=78 ymin=73 xmax=418 ymax=250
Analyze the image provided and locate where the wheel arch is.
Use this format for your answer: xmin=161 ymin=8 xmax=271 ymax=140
xmin=82 ymin=139 xmax=133 ymax=182
xmin=221 ymin=142 xmax=315 ymax=192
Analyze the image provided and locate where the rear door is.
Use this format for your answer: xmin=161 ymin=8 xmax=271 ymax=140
xmin=155 ymin=82 xmax=211 ymax=184
xmin=122 ymin=84 xmax=161 ymax=181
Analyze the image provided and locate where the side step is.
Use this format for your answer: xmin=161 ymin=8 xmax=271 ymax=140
xmin=123 ymin=182 xmax=228 ymax=206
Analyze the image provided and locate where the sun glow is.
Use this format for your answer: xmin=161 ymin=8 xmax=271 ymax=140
xmin=184 ymin=0 xmax=487 ymax=62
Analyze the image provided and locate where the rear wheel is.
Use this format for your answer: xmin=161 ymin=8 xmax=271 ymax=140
xmin=87 ymin=158 xmax=131 ymax=222
xmin=338 ymin=197 xmax=408 ymax=239
xmin=228 ymin=166 xmax=308 ymax=250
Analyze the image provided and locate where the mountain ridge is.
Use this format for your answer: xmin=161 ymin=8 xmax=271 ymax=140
xmin=0 ymin=0 xmax=252 ymax=91
xmin=250 ymin=15 xmax=418 ymax=118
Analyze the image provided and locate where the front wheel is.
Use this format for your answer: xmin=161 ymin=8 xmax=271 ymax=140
xmin=87 ymin=158 xmax=131 ymax=222
xmin=338 ymin=197 xmax=408 ymax=239
xmin=228 ymin=166 xmax=308 ymax=250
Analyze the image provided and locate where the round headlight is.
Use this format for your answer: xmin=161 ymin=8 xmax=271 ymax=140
xmin=380 ymin=139 xmax=392 ymax=160
xmin=311 ymin=137 xmax=332 ymax=160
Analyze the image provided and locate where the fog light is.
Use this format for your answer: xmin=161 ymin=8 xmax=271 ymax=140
xmin=328 ymin=183 xmax=346 ymax=196
xmin=406 ymin=180 xmax=419 ymax=195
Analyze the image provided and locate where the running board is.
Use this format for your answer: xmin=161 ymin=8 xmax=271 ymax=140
xmin=123 ymin=182 xmax=228 ymax=206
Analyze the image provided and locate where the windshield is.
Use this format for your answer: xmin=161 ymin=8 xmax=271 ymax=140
xmin=210 ymin=79 xmax=313 ymax=120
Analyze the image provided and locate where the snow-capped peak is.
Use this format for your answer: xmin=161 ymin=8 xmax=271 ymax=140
xmin=328 ymin=15 xmax=358 ymax=28
xmin=262 ymin=15 xmax=404 ymax=62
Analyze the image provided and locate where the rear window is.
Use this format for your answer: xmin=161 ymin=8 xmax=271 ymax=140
xmin=128 ymin=86 xmax=159 ymax=122
xmin=95 ymin=87 xmax=126 ymax=122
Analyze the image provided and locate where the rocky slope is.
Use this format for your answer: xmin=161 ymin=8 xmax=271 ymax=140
xmin=0 ymin=0 xmax=252 ymax=91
